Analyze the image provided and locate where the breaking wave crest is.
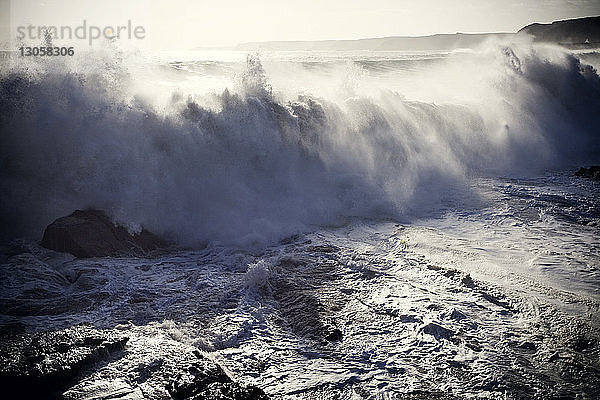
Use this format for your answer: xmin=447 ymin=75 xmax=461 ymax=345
xmin=1 ymin=44 xmax=599 ymax=245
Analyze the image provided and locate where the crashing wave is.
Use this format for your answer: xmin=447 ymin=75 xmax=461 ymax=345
xmin=1 ymin=44 xmax=599 ymax=245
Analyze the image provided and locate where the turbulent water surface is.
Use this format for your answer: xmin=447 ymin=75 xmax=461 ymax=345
xmin=1 ymin=42 xmax=600 ymax=399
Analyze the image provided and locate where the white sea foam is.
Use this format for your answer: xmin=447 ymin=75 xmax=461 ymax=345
xmin=1 ymin=44 xmax=599 ymax=246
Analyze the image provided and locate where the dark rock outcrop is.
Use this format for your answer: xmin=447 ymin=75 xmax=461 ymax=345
xmin=0 ymin=325 xmax=128 ymax=399
xmin=324 ymin=327 xmax=343 ymax=342
xmin=168 ymin=352 xmax=269 ymax=400
xmin=575 ymin=166 xmax=600 ymax=181
xmin=41 ymin=209 xmax=166 ymax=258
xmin=421 ymin=322 xmax=455 ymax=340
xmin=0 ymin=324 xmax=269 ymax=400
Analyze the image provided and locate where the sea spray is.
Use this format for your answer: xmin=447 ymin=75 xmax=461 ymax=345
xmin=1 ymin=43 xmax=599 ymax=246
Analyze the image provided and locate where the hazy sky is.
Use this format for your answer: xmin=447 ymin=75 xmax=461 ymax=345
xmin=6 ymin=0 xmax=600 ymax=48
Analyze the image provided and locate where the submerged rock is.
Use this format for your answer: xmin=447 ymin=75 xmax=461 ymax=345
xmin=168 ymin=352 xmax=269 ymax=400
xmin=0 ymin=325 xmax=128 ymax=399
xmin=41 ymin=209 xmax=166 ymax=258
xmin=421 ymin=322 xmax=455 ymax=340
xmin=324 ymin=327 xmax=343 ymax=342
xmin=574 ymin=166 xmax=600 ymax=181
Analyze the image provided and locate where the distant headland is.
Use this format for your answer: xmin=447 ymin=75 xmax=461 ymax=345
xmin=195 ymin=16 xmax=600 ymax=51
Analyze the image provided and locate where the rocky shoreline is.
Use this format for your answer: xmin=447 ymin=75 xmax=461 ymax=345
xmin=0 ymin=325 xmax=268 ymax=400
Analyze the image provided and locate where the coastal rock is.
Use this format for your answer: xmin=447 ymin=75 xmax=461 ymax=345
xmin=168 ymin=353 xmax=269 ymax=400
xmin=575 ymin=166 xmax=600 ymax=181
xmin=0 ymin=325 xmax=128 ymax=399
xmin=41 ymin=209 xmax=166 ymax=258
xmin=324 ymin=327 xmax=343 ymax=342
xmin=421 ymin=322 xmax=455 ymax=340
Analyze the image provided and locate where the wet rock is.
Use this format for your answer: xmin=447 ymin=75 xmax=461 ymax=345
xmin=41 ymin=209 xmax=167 ymax=258
xmin=574 ymin=166 xmax=600 ymax=180
xmin=399 ymin=314 xmax=422 ymax=323
xmin=571 ymin=336 xmax=593 ymax=352
xmin=270 ymin=259 xmax=346 ymax=343
xmin=517 ymin=341 xmax=537 ymax=352
xmin=463 ymin=338 xmax=483 ymax=352
xmin=324 ymin=327 xmax=343 ymax=342
xmin=133 ymin=358 xmax=164 ymax=383
xmin=442 ymin=268 xmax=459 ymax=278
xmin=167 ymin=354 xmax=269 ymax=400
xmin=426 ymin=303 xmax=443 ymax=311
xmin=461 ymin=274 xmax=475 ymax=288
xmin=448 ymin=309 xmax=468 ymax=321
xmin=274 ymin=287 xmax=326 ymax=339
xmin=480 ymin=291 xmax=513 ymax=311
xmin=0 ymin=325 xmax=128 ymax=399
xmin=421 ymin=322 xmax=455 ymax=340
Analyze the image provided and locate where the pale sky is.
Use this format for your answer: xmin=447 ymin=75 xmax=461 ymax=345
xmin=5 ymin=0 xmax=600 ymax=49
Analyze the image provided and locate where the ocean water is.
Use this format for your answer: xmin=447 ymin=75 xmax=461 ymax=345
xmin=0 ymin=42 xmax=599 ymax=398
